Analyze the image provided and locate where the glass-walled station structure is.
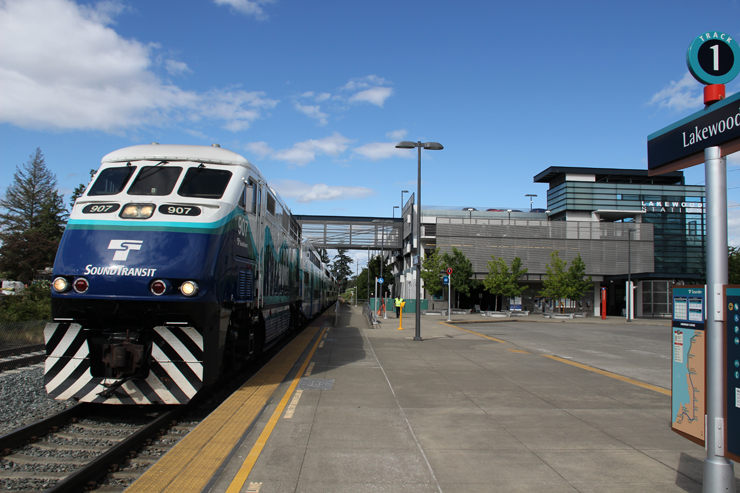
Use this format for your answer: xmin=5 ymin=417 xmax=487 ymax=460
xmin=392 ymin=166 xmax=706 ymax=317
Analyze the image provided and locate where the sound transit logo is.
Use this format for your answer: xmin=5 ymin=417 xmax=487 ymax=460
xmin=108 ymin=240 xmax=143 ymax=261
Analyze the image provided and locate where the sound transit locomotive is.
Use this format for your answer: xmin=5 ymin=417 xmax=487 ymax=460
xmin=44 ymin=144 xmax=337 ymax=405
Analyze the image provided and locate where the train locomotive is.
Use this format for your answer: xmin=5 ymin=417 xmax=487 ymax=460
xmin=45 ymin=144 xmax=337 ymax=405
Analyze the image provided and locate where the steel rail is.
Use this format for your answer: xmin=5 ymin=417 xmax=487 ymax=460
xmin=0 ymin=403 xmax=87 ymax=452
xmin=46 ymin=406 xmax=186 ymax=493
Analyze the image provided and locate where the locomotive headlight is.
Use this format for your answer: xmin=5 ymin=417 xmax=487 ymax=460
xmin=52 ymin=277 xmax=70 ymax=293
xmin=180 ymin=281 xmax=199 ymax=297
xmin=120 ymin=204 xmax=155 ymax=219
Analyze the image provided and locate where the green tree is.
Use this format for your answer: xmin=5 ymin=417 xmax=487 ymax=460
xmin=730 ymin=246 xmax=740 ymax=285
xmin=483 ymin=257 xmax=508 ymax=311
xmin=484 ymin=256 xmax=528 ymax=311
xmin=0 ymin=149 xmax=68 ymax=283
xmin=355 ymin=255 xmax=394 ymax=301
xmin=0 ymin=148 xmax=59 ymax=233
xmin=0 ymin=281 xmax=52 ymax=323
xmin=420 ymin=248 xmax=445 ymax=298
xmin=318 ymin=248 xmax=331 ymax=266
xmin=565 ymin=253 xmax=592 ymax=305
xmin=330 ymin=249 xmax=353 ymax=291
xmin=540 ymin=250 xmax=568 ymax=312
xmin=69 ymin=169 xmax=97 ymax=208
xmin=503 ymin=256 xmax=528 ymax=302
xmin=443 ymin=247 xmax=475 ymax=301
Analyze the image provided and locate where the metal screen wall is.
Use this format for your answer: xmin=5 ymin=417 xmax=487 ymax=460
xmin=434 ymin=218 xmax=654 ymax=277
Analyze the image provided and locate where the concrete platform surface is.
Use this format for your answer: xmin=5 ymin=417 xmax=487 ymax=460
xmin=208 ymin=304 xmax=739 ymax=493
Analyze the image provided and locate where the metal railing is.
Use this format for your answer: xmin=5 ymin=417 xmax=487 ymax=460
xmin=362 ymin=302 xmax=377 ymax=326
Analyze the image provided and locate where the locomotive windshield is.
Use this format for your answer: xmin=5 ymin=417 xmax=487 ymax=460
xmin=87 ymin=166 xmax=137 ymax=196
xmin=178 ymin=168 xmax=232 ymax=199
xmin=127 ymin=166 xmax=182 ymax=196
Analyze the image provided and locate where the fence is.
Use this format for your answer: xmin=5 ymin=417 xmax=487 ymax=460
xmin=0 ymin=320 xmax=47 ymax=352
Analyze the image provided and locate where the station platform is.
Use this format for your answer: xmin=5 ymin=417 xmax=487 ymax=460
xmin=127 ymin=304 xmax=738 ymax=493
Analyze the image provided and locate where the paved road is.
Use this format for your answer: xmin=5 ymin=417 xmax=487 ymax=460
xmin=461 ymin=319 xmax=673 ymax=389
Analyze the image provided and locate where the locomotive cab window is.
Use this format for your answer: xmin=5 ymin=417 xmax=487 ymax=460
xmin=178 ymin=168 xmax=232 ymax=199
xmin=127 ymin=166 xmax=182 ymax=196
xmin=88 ymin=166 xmax=136 ymax=196
xmin=266 ymin=193 xmax=276 ymax=216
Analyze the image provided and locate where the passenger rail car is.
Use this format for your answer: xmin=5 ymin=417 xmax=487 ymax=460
xmin=45 ymin=144 xmax=337 ymax=405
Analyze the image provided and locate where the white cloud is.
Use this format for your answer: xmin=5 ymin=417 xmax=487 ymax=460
xmin=271 ymin=133 xmax=353 ymax=166
xmin=183 ymin=128 xmax=209 ymax=140
xmin=386 ymin=129 xmax=407 ymax=140
xmin=353 ymin=142 xmax=409 ymax=160
xmin=271 ymin=179 xmax=375 ymax=203
xmin=0 ymin=0 xmax=278 ymax=132
xmin=213 ymin=0 xmax=274 ymax=19
xmin=245 ymin=141 xmax=274 ymax=158
xmin=348 ymin=87 xmax=393 ymax=107
xmin=295 ymin=102 xmax=328 ymax=126
xmin=165 ymin=59 xmax=191 ymax=76
xmin=730 ymin=206 xmax=740 ymax=247
xmin=649 ymin=73 xmax=704 ymax=112
xmin=342 ymin=75 xmax=389 ymax=91
xmin=341 ymin=75 xmax=393 ymax=107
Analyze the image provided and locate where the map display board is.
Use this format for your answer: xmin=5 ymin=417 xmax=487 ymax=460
xmin=724 ymin=287 xmax=740 ymax=462
xmin=671 ymin=286 xmax=706 ymax=445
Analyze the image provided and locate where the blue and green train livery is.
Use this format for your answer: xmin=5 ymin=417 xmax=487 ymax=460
xmin=45 ymin=144 xmax=337 ymax=405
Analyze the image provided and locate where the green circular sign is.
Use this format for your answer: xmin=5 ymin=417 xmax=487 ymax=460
xmin=687 ymin=31 xmax=740 ymax=85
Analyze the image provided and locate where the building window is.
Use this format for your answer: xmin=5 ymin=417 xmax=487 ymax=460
xmin=642 ymin=281 xmax=674 ymax=317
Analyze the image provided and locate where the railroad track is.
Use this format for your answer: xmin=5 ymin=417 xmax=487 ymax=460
xmin=0 ymin=402 xmax=190 ymax=492
xmin=0 ymin=340 xmax=285 ymax=491
xmin=0 ymin=344 xmax=46 ymax=372
xmin=0 ymin=313 xmax=326 ymax=491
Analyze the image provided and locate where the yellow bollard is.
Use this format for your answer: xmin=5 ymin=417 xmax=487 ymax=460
xmin=398 ymin=301 xmax=406 ymax=330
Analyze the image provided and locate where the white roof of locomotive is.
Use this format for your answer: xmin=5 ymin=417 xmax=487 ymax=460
xmin=101 ymin=144 xmax=251 ymax=167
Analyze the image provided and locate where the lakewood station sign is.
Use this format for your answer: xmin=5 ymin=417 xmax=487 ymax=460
xmin=648 ymin=32 xmax=740 ymax=176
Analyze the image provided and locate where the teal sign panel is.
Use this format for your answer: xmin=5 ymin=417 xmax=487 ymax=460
xmin=725 ymin=288 xmax=740 ymax=461
xmin=687 ymin=31 xmax=740 ymax=85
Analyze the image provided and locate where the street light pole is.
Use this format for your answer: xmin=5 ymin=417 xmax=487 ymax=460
xmin=627 ymin=228 xmax=635 ymax=322
xmin=395 ymin=141 xmax=444 ymax=341
xmin=525 ymin=194 xmax=537 ymax=212
xmin=355 ymin=258 xmax=359 ymax=307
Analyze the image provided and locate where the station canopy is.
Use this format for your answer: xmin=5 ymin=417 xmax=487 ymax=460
xmin=294 ymin=215 xmax=402 ymax=250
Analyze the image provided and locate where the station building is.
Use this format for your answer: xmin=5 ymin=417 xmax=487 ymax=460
xmin=393 ymin=166 xmax=706 ymax=317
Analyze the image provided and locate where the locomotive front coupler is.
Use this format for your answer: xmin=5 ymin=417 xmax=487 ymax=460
xmin=100 ymin=329 xmax=151 ymax=385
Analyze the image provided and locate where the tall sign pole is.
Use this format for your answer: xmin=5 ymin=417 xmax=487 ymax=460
xmin=648 ymin=31 xmax=740 ymax=493
xmin=704 ymin=146 xmax=733 ymax=491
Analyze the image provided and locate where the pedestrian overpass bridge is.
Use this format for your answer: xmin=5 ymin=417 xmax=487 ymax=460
xmin=293 ymin=215 xmax=403 ymax=251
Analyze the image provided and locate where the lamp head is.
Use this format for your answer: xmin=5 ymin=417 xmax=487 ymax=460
xmin=423 ymin=142 xmax=444 ymax=150
xmin=395 ymin=141 xmax=417 ymax=149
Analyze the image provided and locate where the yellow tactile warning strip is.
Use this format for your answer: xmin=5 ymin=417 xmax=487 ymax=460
xmin=443 ymin=322 xmax=506 ymax=343
xmin=125 ymin=322 xmax=325 ymax=493
xmin=225 ymin=324 xmax=327 ymax=493
xmin=448 ymin=324 xmax=671 ymax=396
xmin=543 ymin=355 xmax=672 ymax=396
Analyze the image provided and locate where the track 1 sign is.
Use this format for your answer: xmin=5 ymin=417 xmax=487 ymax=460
xmin=687 ymin=31 xmax=740 ymax=85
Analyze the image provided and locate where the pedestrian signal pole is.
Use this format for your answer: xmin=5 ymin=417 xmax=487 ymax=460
xmin=447 ymin=268 xmax=453 ymax=322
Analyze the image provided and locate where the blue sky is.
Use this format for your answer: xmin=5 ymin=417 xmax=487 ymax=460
xmin=2 ymin=0 xmax=740 ymax=270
